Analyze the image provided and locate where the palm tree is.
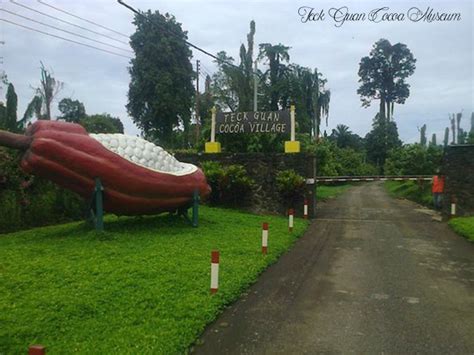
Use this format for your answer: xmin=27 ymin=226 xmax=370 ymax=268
xmin=258 ymin=43 xmax=291 ymax=110
xmin=331 ymin=124 xmax=352 ymax=147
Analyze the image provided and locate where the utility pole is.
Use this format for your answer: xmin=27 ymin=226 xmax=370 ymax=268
xmin=195 ymin=59 xmax=200 ymax=145
xmin=253 ymin=59 xmax=258 ymax=111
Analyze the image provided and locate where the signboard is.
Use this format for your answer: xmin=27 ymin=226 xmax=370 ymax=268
xmin=215 ymin=110 xmax=290 ymax=134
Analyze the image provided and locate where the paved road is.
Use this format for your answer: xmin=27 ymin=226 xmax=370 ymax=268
xmin=194 ymin=182 xmax=474 ymax=354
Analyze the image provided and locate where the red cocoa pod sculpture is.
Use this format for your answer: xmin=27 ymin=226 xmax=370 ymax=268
xmin=0 ymin=121 xmax=211 ymax=215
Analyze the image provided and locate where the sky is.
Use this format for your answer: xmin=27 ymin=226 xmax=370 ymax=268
xmin=1 ymin=0 xmax=473 ymax=143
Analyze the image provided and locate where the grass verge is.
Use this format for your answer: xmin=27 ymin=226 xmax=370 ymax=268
xmin=384 ymin=181 xmax=433 ymax=207
xmin=0 ymin=206 xmax=309 ymax=354
xmin=448 ymin=217 xmax=474 ymax=242
xmin=316 ymin=184 xmax=352 ymax=200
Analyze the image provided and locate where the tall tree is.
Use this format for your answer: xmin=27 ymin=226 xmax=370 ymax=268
xmin=31 ymin=62 xmax=63 ymax=120
xmin=127 ymin=10 xmax=194 ymax=148
xmin=419 ymin=124 xmax=427 ymax=146
xmin=212 ymin=21 xmax=256 ymax=112
xmin=430 ymin=133 xmax=437 ymax=146
xmin=1 ymin=83 xmax=18 ymax=131
xmin=58 ymin=98 xmax=86 ymax=123
xmin=450 ymin=114 xmax=456 ymax=144
xmin=365 ymin=113 xmax=402 ymax=173
xmin=357 ymin=39 xmax=416 ymax=121
xmin=258 ymin=43 xmax=290 ymax=110
xmin=443 ymin=127 xmax=450 ymax=148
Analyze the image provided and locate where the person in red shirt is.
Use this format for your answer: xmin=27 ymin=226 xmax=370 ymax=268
xmin=432 ymin=172 xmax=445 ymax=210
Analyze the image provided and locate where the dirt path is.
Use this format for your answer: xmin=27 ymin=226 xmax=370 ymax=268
xmin=193 ymin=182 xmax=474 ymax=354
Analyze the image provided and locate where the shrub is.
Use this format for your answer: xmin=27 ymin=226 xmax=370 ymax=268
xmin=276 ymin=169 xmax=305 ymax=207
xmin=201 ymin=161 xmax=254 ymax=206
xmin=0 ymin=148 xmax=87 ymax=233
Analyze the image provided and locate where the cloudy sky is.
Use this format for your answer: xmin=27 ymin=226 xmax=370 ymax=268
xmin=1 ymin=0 xmax=472 ymax=143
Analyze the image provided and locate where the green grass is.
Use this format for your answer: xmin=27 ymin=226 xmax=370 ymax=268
xmin=449 ymin=217 xmax=474 ymax=242
xmin=0 ymin=206 xmax=309 ymax=354
xmin=384 ymin=181 xmax=433 ymax=207
xmin=316 ymin=184 xmax=352 ymax=200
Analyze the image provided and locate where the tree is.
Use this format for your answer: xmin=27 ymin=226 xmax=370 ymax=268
xmin=127 ymin=10 xmax=194 ymax=148
xmin=258 ymin=42 xmax=290 ymax=110
xmin=430 ymin=133 xmax=437 ymax=146
xmin=419 ymin=124 xmax=427 ymax=146
xmin=365 ymin=113 xmax=402 ymax=172
xmin=28 ymin=62 xmax=64 ymax=120
xmin=212 ymin=21 xmax=256 ymax=112
xmin=443 ymin=127 xmax=450 ymax=148
xmin=58 ymin=98 xmax=86 ymax=123
xmin=0 ymin=83 xmax=19 ymax=132
xmin=79 ymin=114 xmax=124 ymax=134
xmin=385 ymin=144 xmax=443 ymax=175
xmin=330 ymin=124 xmax=352 ymax=148
xmin=357 ymin=39 xmax=416 ymax=121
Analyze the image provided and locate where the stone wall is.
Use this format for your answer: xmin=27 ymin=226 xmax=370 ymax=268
xmin=175 ymin=153 xmax=316 ymax=217
xmin=442 ymin=145 xmax=474 ymax=217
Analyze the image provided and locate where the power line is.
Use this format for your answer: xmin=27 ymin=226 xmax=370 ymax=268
xmin=1 ymin=8 xmax=133 ymax=53
xmin=10 ymin=0 xmax=130 ymax=46
xmin=1 ymin=18 xmax=132 ymax=59
xmin=37 ymin=0 xmax=129 ymax=39
xmin=117 ymin=0 xmax=261 ymax=77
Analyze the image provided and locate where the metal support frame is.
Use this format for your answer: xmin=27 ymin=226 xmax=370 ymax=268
xmin=89 ymin=177 xmax=104 ymax=231
xmin=177 ymin=189 xmax=200 ymax=227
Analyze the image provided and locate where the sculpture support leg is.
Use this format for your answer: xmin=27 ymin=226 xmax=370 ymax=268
xmin=90 ymin=177 xmax=104 ymax=231
xmin=192 ymin=189 xmax=199 ymax=228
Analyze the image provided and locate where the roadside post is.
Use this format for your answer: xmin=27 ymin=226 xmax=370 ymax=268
xmin=288 ymin=209 xmax=294 ymax=232
xmin=262 ymin=222 xmax=269 ymax=254
xmin=210 ymin=250 xmax=219 ymax=294
xmin=205 ymin=107 xmax=221 ymax=153
xmin=284 ymin=105 xmax=300 ymax=153
xmin=29 ymin=345 xmax=46 ymax=355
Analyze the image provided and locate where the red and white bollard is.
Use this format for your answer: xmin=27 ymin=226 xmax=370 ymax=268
xmin=210 ymin=250 xmax=219 ymax=294
xmin=288 ymin=208 xmax=294 ymax=232
xmin=29 ymin=345 xmax=46 ymax=355
xmin=451 ymin=196 xmax=456 ymax=216
xmin=303 ymin=199 xmax=308 ymax=219
xmin=262 ymin=222 xmax=269 ymax=254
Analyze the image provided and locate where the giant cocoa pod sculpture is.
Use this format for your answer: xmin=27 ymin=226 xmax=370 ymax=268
xmin=0 ymin=121 xmax=210 ymax=215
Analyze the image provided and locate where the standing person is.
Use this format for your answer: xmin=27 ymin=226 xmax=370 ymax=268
xmin=432 ymin=172 xmax=445 ymax=210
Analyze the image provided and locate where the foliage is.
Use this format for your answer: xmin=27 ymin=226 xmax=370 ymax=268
xmin=316 ymin=184 xmax=352 ymax=200
xmin=0 ymin=83 xmax=23 ymax=133
xmin=127 ymin=10 xmax=194 ymax=148
xmin=365 ymin=113 xmax=402 ymax=172
xmin=448 ymin=217 xmax=474 ymax=242
xmin=0 ymin=207 xmax=309 ymax=354
xmin=302 ymin=138 xmax=377 ymax=177
xmin=384 ymin=180 xmax=433 ymax=207
xmin=329 ymin=124 xmax=364 ymax=150
xmin=357 ymin=39 xmax=416 ymax=120
xmin=275 ymin=169 xmax=305 ymax=206
xmin=0 ymin=148 xmax=86 ymax=233
xmin=201 ymin=161 xmax=255 ymax=206
xmin=384 ymin=144 xmax=443 ymax=175
xmin=58 ymin=98 xmax=86 ymax=123
xmin=79 ymin=113 xmax=124 ymax=134
xmin=258 ymin=42 xmax=290 ymax=111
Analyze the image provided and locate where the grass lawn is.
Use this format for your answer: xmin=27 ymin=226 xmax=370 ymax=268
xmin=384 ymin=181 xmax=433 ymax=207
xmin=316 ymin=184 xmax=352 ymax=200
xmin=0 ymin=206 xmax=309 ymax=354
xmin=449 ymin=217 xmax=474 ymax=242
